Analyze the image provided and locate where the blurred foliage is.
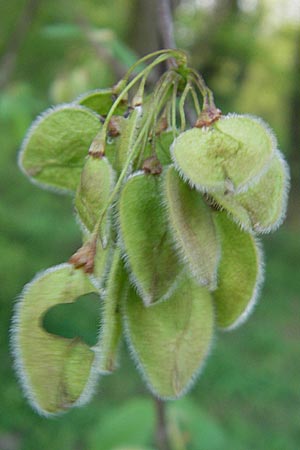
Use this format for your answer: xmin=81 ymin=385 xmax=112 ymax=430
xmin=0 ymin=0 xmax=299 ymax=449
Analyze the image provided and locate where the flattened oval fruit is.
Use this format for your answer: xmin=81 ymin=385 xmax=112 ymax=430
xmin=171 ymin=114 xmax=275 ymax=194
xmin=76 ymin=89 xmax=127 ymax=116
xmin=212 ymin=151 xmax=289 ymax=234
xmin=19 ymin=105 xmax=101 ymax=193
xmin=213 ymin=212 xmax=264 ymax=330
xmin=97 ymin=248 xmax=127 ymax=374
xmin=164 ymin=166 xmax=220 ymax=289
xmin=123 ymin=276 xmax=214 ymax=399
xmin=12 ymin=264 xmax=100 ymax=415
xmin=118 ymin=172 xmax=182 ymax=305
xmin=75 ymin=155 xmax=115 ymax=240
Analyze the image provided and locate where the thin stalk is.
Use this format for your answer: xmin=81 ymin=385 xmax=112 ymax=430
xmin=178 ymin=81 xmax=192 ymax=132
xmin=154 ymin=397 xmax=171 ymax=450
xmin=122 ymin=48 xmax=186 ymax=84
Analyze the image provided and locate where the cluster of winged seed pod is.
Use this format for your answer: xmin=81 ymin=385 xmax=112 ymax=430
xmin=12 ymin=50 xmax=290 ymax=416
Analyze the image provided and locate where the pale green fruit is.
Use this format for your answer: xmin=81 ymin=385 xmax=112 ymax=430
xmin=171 ymin=114 xmax=275 ymax=194
xmin=75 ymin=155 xmax=115 ymax=240
xmin=142 ymin=131 xmax=174 ymax=167
xmin=115 ymin=106 xmax=143 ymax=173
xmin=12 ymin=264 xmax=100 ymax=415
xmin=90 ymin=239 xmax=113 ymax=290
xmin=212 ymin=151 xmax=290 ymax=234
xmin=123 ymin=276 xmax=214 ymax=399
xmin=97 ymin=248 xmax=127 ymax=373
xmin=155 ymin=130 xmax=174 ymax=165
xmin=76 ymin=89 xmax=127 ymax=116
xmin=164 ymin=166 xmax=220 ymax=289
xmin=118 ymin=172 xmax=182 ymax=305
xmin=213 ymin=212 xmax=264 ymax=330
xmin=18 ymin=105 xmax=101 ymax=193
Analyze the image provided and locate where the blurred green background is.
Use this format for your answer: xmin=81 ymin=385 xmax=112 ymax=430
xmin=1 ymin=0 xmax=300 ymax=449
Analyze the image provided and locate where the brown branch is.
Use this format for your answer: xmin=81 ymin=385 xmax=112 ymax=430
xmin=154 ymin=397 xmax=171 ymax=450
xmin=0 ymin=0 xmax=40 ymax=89
xmin=156 ymin=0 xmax=176 ymax=49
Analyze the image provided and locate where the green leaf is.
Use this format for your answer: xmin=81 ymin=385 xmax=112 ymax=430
xmin=164 ymin=166 xmax=220 ymax=289
xmin=12 ymin=264 xmax=100 ymax=415
xmin=97 ymin=248 xmax=127 ymax=373
xmin=213 ymin=212 xmax=264 ymax=330
xmin=88 ymin=398 xmax=155 ymax=450
xmin=119 ymin=172 xmax=182 ymax=305
xmin=171 ymin=114 xmax=275 ymax=194
xmin=212 ymin=151 xmax=290 ymax=234
xmin=19 ymin=105 xmax=101 ymax=193
xmin=76 ymin=89 xmax=128 ymax=116
xmin=75 ymin=155 xmax=115 ymax=238
xmin=124 ymin=276 xmax=214 ymax=398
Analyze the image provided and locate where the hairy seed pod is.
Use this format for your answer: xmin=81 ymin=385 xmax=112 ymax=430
xmin=18 ymin=105 xmax=101 ymax=193
xmin=114 ymin=106 xmax=143 ymax=173
xmin=90 ymin=240 xmax=113 ymax=289
xmin=123 ymin=276 xmax=214 ymax=399
xmin=213 ymin=212 xmax=264 ymax=330
xmin=212 ymin=151 xmax=290 ymax=234
xmin=11 ymin=264 xmax=100 ymax=415
xmin=75 ymin=155 xmax=115 ymax=241
xmin=97 ymin=248 xmax=127 ymax=373
xmin=155 ymin=131 xmax=174 ymax=165
xmin=118 ymin=172 xmax=182 ymax=305
xmin=76 ymin=89 xmax=127 ymax=116
xmin=164 ymin=166 xmax=220 ymax=289
xmin=171 ymin=114 xmax=275 ymax=194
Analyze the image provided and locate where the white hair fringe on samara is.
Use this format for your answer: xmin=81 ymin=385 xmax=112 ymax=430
xmin=170 ymin=113 xmax=278 ymax=196
xmin=122 ymin=284 xmax=217 ymax=400
xmin=221 ymin=236 xmax=265 ymax=332
xmin=115 ymin=170 xmax=182 ymax=307
xmin=160 ymin=165 xmax=221 ymax=292
xmin=18 ymin=103 xmax=101 ymax=195
xmin=10 ymin=263 xmax=101 ymax=417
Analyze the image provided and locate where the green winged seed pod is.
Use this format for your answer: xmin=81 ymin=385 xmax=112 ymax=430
xmin=75 ymin=155 xmax=115 ymax=241
xmin=155 ymin=131 xmax=174 ymax=166
xmin=118 ymin=172 xmax=182 ymax=306
xmin=212 ymin=212 xmax=264 ymax=330
xmin=171 ymin=114 xmax=275 ymax=194
xmin=91 ymin=240 xmax=113 ymax=290
xmin=76 ymin=89 xmax=127 ymax=116
xmin=164 ymin=166 xmax=220 ymax=290
xmin=18 ymin=105 xmax=101 ymax=193
xmin=114 ymin=106 xmax=143 ymax=174
xmin=211 ymin=150 xmax=290 ymax=234
xmin=11 ymin=264 xmax=100 ymax=416
xmin=123 ymin=276 xmax=214 ymax=399
xmin=97 ymin=248 xmax=127 ymax=374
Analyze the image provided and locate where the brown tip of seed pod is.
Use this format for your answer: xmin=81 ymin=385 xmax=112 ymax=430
xmin=195 ymin=106 xmax=222 ymax=128
xmin=69 ymin=240 xmax=96 ymax=274
xmin=155 ymin=116 xmax=168 ymax=135
xmin=108 ymin=116 xmax=123 ymax=137
xmin=142 ymin=156 xmax=163 ymax=175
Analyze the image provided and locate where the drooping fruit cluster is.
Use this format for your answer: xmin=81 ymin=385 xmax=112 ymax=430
xmin=12 ymin=50 xmax=289 ymax=416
